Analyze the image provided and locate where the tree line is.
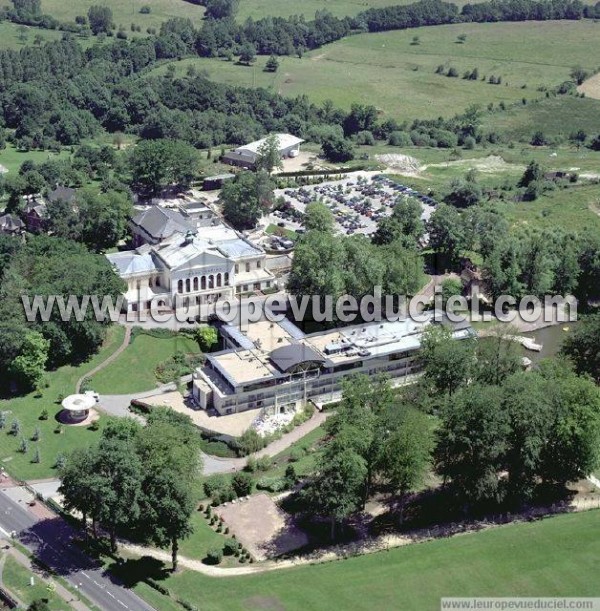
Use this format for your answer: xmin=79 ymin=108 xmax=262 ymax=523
xmin=59 ymin=408 xmax=201 ymax=570
xmin=301 ymin=327 xmax=600 ymax=536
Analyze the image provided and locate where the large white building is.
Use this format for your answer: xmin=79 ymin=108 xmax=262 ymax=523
xmin=222 ymin=133 xmax=304 ymax=169
xmin=106 ymin=226 xmax=274 ymax=314
xmin=192 ymin=314 xmax=475 ymax=416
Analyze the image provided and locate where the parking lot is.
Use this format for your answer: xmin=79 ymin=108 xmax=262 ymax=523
xmin=270 ymin=174 xmax=437 ymax=237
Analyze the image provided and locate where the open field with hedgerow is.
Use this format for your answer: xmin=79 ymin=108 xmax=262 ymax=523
xmin=0 ymin=0 xmax=207 ymax=30
xmin=150 ymin=20 xmax=600 ymax=121
xmin=121 ymin=509 xmax=600 ymax=611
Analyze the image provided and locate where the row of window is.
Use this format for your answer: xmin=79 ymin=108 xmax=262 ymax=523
xmin=177 ymin=273 xmax=230 ymax=294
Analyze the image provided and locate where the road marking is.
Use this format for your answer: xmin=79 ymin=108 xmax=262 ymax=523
xmin=81 ymin=572 xmax=91 ymax=580
xmin=107 ymin=591 xmax=116 ymax=599
xmin=117 ymin=600 xmax=128 ymax=609
xmin=0 ymin=525 xmax=12 ymax=538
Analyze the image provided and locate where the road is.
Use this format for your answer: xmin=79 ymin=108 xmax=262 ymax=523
xmin=0 ymin=490 xmax=154 ymax=611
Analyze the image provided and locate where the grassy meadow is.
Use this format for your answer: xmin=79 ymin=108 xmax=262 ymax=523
xmin=0 ymin=0 xmax=206 ymax=32
xmin=149 ymin=20 xmax=600 ymax=121
xmin=90 ymin=332 xmax=201 ymax=394
xmin=122 ymin=509 xmax=600 ymax=611
xmin=0 ymin=325 xmax=126 ymax=480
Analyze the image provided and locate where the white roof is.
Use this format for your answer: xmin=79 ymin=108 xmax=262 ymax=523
xmin=62 ymin=394 xmax=95 ymax=412
xmin=106 ymin=251 xmax=157 ymax=276
xmin=235 ymin=134 xmax=304 ymax=155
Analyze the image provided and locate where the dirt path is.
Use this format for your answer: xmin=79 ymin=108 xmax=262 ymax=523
xmin=75 ymin=326 xmax=131 ymax=393
xmin=120 ymin=500 xmax=600 ymax=579
xmin=578 ymin=73 xmax=600 ymax=99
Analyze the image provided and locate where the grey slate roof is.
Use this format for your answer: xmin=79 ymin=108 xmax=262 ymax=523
xmin=0 ymin=214 xmax=24 ymax=233
xmin=269 ymin=344 xmax=325 ymax=373
xmin=131 ymin=206 xmax=194 ymax=241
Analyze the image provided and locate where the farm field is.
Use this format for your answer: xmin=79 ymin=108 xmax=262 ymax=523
xmin=149 ymin=20 xmax=600 ymax=121
xmin=90 ymin=331 xmax=201 ymax=394
xmin=0 ymin=0 xmax=206 ymax=31
xmin=0 ymin=325 xmax=126 ymax=481
xmin=127 ymin=509 xmax=600 ymax=611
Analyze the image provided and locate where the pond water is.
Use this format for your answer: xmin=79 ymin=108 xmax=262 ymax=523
xmin=522 ymin=322 xmax=579 ymax=362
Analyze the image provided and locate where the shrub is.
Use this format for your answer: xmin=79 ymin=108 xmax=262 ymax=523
xmin=237 ymin=428 xmax=266 ymax=456
xmin=223 ymin=539 xmax=239 ymax=556
xmin=204 ymin=547 xmax=223 ymax=565
xmin=10 ymin=419 xmax=20 ymax=436
xmin=284 ymin=465 xmax=297 ymax=486
xmin=88 ymin=420 xmax=100 ymax=431
xmin=0 ymin=413 xmax=5 ymax=430
xmin=463 ymin=136 xmax=476 ymax=150
xmin=256 ymin=477 xmax=286 ymax=492
xmin=255 ymin=456 xmax=272 ymax=471
xmin=232 ymin=472 xmax=253 ymax=497
xmin=204 ymin=474 xmax=230 ymax=498
xmin=54 ymin=454 xmax=66 ymax=470
xmin=140 ymin=5 xmax=151 ymax=13
xmin=39 ymin=409 xmax=49 ymax=421
xmin=355 ymin=130 xmax=375 ymax=146
xmin=32 ymin=448 xmax=41 ymax=463
xmin=388 ymin=131 xmax=412 ymax=147
xmin=288 ymin=447 xmax=304 ymax=463
xmin=18 ymin=437 xmax=28 ymax=454
xmin=32 ymin=427 xmax=41 ymax=442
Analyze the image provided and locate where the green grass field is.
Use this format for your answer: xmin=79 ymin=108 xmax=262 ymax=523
xmin=149 ymin=20 xmax=600 ymax=122
xmin=127 ymin=509 xmax=600 ymax=611
xmin=0 ymin=145 xmax=70 ymax=176
xmin=0 ymin=0 xmax=207 ymax=32
xmin=0 ymin=20 xmax=63 ymax=49
xmin=0 ymin=326 xmax=125 ymax=482
xmin=90 ymin=332 xmax=201 ymax=394
xmin=1 ymin=555 xmax=64 ymax=609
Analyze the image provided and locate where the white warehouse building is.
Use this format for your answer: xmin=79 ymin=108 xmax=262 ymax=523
xmin=222 ymin=133 xmax=304 ymax=169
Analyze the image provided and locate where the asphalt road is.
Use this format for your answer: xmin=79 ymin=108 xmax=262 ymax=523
xmin=0 ymin=490 xmax=154 ymax=611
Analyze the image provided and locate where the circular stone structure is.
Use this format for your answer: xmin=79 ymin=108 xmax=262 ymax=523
xmin=61 ymin=393 xmax=96 ymax=423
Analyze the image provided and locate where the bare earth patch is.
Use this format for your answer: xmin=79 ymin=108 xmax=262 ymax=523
xmin=217 ymin=493 xmax=308 ymax=561
xmin=375 ymin=153 xmax=421 ymax=174
xmin=578 ymin=73 xmax=600 ymax=100
xmin=424 ymin=154 xmax=524 ymax=174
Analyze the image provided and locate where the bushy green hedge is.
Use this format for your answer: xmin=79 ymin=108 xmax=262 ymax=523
xmin=256 ymin=477 xmax=287 ymax=492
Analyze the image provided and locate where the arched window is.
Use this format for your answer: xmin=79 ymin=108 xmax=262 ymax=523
xmin=216 ymin=273 xmax=222 ymax=287
xmin=208 ymin=275 xmax=214 ymax=289
xmin=201 ymin=276 xmax=206 ymax=290
xmin=185 ymin=278 xmax=191 ymax=293
xmin=177 ymin=279 xmax=183 ymax=294
xmin=193 ymin=277 xmax=198 ymax=291
xmin=156 ymin=277 xmax=161 ymax=287
xmin=224 ymin=272 xmax=229 ymax=286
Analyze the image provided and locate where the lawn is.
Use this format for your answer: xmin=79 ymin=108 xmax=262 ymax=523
xmin=265 ymin=224 xmax=299 ymax=241
xmin=0 ymin=145 xmax=70 ymax=176
xmin=177 ymin=511 xmax=231 ymax=560
xmin=148 ymin=20 xmax=600 ymax=122
xmin=1 ymin=555 xmax=65 ymax=609
xmin=90 ymin=331 xmax=201 ymax=394
xmin=130 ymin=509 xmax=600 ymax=611
xmin=0 ymin=325 xmax=126 ymax=481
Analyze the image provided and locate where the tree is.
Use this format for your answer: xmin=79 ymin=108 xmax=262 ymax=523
xmin=12 ymin=0 xmax=41 ymax=17
xmin=380 ymin=407 xmax=434 ymax=521
xmin=440 ymin=277 xmax=463 ymax=309
xmin=303 ymin=436 xmax=366 ymax=540
xmin=427 ymin=203 xmax=466 ymax=266
xmin=321 ymin=135 xmax=354 ymax=163
xmin=221 ymin=171 xmax=274 ymax=230
xmin=372 ymin=197 xmax=424 ymax=246
xmin=519 ymin=160 xmax=543 ymax=187
xmin=436 ymin=383 xmax=510 ymax=505
xmin=59 ymin=446 xmax=102 ymax=534
xmin=129 ymin=139 xmax=199 ymax=195
xmin=239 ymin=42 xmax=256 ymax=65
xmin=232 ymin=472 xmax=253 ymax=497
xmin=10 ymin=331 xmax=49 ymax=391
xmin=205 ymin=0 xmax=239 ymax=20
xmin=443 ymin=178 xmax=482 ymax=208
xmin=88 ymin=6 xmax=113 ymax=35
xmin=570 ymin=65 xmax=589 ymax=86
xmin=94 ymin=437 xmax=143 ymax=551
xmin=265 ymin=55 xmax=279 ymax=72
xmin=195 ymin=326 xmax=218 ymax=352
xmin=255 ymin=133 xmax=283 ymax=174
xmin=79 ymin=189 xmax=133 ymax=252
xmin=562 ymin=314 xmax=600 ymax=382
xmin=303 ymin=202 xmax=334 ymax=233
xmin=420 ymin=325 xmax=475 ymax=399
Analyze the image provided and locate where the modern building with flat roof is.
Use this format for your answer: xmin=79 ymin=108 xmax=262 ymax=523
xmin=192 ymin=314 xmax=475 ymax=415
